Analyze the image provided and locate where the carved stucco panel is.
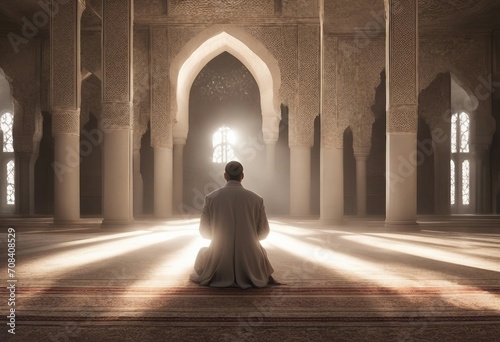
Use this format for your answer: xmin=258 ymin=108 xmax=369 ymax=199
xmin=134 ymin=29 xmax=150 ymax=116
xmin=337 ymin=38 xmax=384 ymax=126
xmin=0 ymin=38 xmax=38 ymax=141
xmin=282 ymin=0 xmax=316 ymax=17
xmin=135 ymin=0 xmax=167 ymax=16
xmin=151 ymin=26 xmax=172 ymax=148
xmin=167 ymin=0 xmax=274 ymax=17
xmin=51 ymin=1 xmax=79 ymax=109
xmin=420 ymin=37 xmax=494 ymax=142
xmin=168 ymin=25 xmax=297 ymax=129
xmin=168 ymin=26 xmax=204 ymax=118
xmin=103 ymin=0 xmax=132 ymax=104
xmin=388 ymin=0 xmax=418 ymax=106
xmin=101 ymin=102 xmax=133 ymax=129
xmin=243 ymin=26 xmax=297 ymax=106
xmin=332 ymin=38 xmax=383 ymax=149
xmin=353 ymin=124 xmax=373 ymax=154
xmin=41 ymin=38 xmax=50 ymax=112
xmin=322 ymin=35 xmax=340 ymax=148
xmin=52 ymin=109 xmax=80 ymax=135
xmin=290 ymin=25 xmax=319 ymax=148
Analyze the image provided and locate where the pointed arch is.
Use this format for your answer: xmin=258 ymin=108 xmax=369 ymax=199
xmin=170 ymin=25 xmax=282 ymax=142
xmin=0 ymin=68 xmax=15 ymax=212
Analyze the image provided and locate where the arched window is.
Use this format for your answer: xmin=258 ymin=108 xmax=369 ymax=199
xmin=450 ymin=112 xmax=470 ymax=209
xmin=0 ymin=112 xmax=15 ymax=209
xmin=212 ymin=126 xmax=237 ymax=163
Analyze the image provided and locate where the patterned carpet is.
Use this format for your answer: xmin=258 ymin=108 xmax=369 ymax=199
xmin=1 ymin=217 xmax=500 ymax=341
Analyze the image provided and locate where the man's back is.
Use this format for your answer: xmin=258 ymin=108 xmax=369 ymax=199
xmin=191 ymin=162 xmax=275 ymax=289
xmin=200 ymin=181 xmax=269 ymax=242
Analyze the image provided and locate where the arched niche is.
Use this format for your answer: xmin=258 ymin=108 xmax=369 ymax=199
xmin=170 ymin=25 xmax=282 ymax=143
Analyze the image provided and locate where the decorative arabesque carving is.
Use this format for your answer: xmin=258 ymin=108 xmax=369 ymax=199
xmin=420 ymin=37 xmax=495 ymax=142
xmin=338 ymin=38 xmax=384 ymax=131
xmin=134 ymin=30 xmax=151 ymax=116
xmin=52 ymin=109 xmax=80 ymax=136
xmin=243 ymin=26 xmax=297 ymax=106
xmin=51 ymin=3 xmax=79 ymax=109
xmin=322 ymin=36 xmax=342 ymax=149
xmin=168 ymin=26 xmax=202 ymax=119
xmin=51 ymin=0 xmax=84 ymax=136
xmin=151 ymin=26 xmax=172 ymax=149
xmin=419 ymin=0 xmax=478 ymax=18
xmin=282 ymin=0 xmax=316 ymax=17
xmin=352 ymin=124 xmax=373 ymax=156
xmin=387 ymin=0 xmax=418 ymax=134
xmin=418 ymin=72 xmax=450 ymax=133
xmin=323 ymin=36 xmax=383 ymax=150
xmin=289 ymin=25 xmax=319 ymax=148
xmin=102 ymin=0 xmax=133 ymax=129
xmin=168 ymin=25 xmax=297 ymax=136
xmin=166 ymin=0 xmax=274 ymax=17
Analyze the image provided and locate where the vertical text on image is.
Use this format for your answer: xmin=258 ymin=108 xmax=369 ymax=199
xmin=6 ymin=227 xmax=17 ymax=335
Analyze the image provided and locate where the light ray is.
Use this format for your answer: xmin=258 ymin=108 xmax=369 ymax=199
xmin=344 ymin=234 xmax=500 ymax=273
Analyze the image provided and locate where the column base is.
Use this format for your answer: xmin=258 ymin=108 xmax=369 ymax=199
xmin=384 ymin=220 xmax=420 ymax=231
xmin=53 ymin=219 xmax=81 ymax=226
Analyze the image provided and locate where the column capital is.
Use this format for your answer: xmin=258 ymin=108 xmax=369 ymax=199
xmin=353 ymin=149 xmax=370 ymax=159
xmin=52 ymin=108 xmax=80 ymax=136
xmin=387 ymin=105 xmax=418 ymax=133
xmin=101 ymin=102 xmax=133 ymax=129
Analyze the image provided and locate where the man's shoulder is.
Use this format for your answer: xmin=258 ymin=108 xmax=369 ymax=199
xmin=208 ymin=184 xmax=263 ymax=201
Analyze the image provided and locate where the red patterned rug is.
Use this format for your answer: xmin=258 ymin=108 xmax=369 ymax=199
xmin=2 ymin=284 xmax=499 ymax=341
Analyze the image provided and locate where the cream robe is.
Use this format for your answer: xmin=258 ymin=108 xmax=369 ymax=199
xmin=191 ymin=180 xmax=274 ymax=289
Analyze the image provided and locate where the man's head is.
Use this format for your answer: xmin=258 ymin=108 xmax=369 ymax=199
xmin=224 ymin=161 xmax=244 ymax=182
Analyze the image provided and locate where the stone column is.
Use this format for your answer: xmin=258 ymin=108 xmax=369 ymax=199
xmin=15 ymin=152 xmax=37 ymax=215
xmin=432 ymin=124 xmax=451 ymax=215
xmin=263 ymin=117 xmax=280 ymax=175
xmin=173 ymin=138 xmax=185 ymax=215
xmin=133 ymin=103 xmax=146 ymax=217
xmin=265 ymin=142 xmax=276 ymax=175
xmin=353 ymin=124 xmax=372 ymax=217
xmin=320 ymin=145 xmax=343 ymax=223
xmin=51 ymin=0 xmax=85 ymax=224
xmin=101 ymin=0 xmax=134 ymax=225
xmin=473 ymin=143 xmax=491 ymax=214
xmin=290 ymin=146 xmax=311 ymax=217
xmin=354 ymin=149 xmax=369 ymax=216
xmin=289 ymin=25 xmax=320 ymax=217
xmin=133 ymin=148 xmax=143 ymax=216
xmin=154 ymin=148 xmax=173 ymax=218
xmin=385 ymin=0 xmax=419 ymax=229
xmin=320 ymin=34 xmax=345 ymax=224
xmin=151 ymin=26 xmax=173 ymax=218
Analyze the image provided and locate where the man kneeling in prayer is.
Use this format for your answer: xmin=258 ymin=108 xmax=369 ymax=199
xmin=190 ymin=161 xmax=278 ymax=289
